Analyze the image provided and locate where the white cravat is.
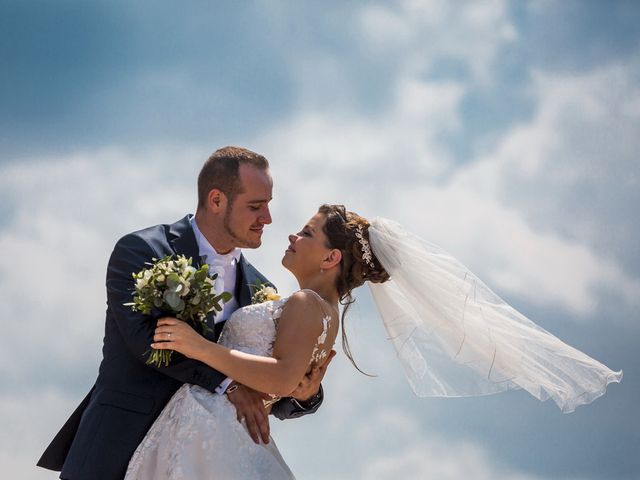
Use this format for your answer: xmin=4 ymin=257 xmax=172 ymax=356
xmin=190 ymin=216 xmax=241 ymax=323
xmin=190 ymin=216 xmax=240 ymax=395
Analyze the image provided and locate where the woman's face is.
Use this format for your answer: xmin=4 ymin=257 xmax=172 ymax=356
xmin=282 ymin=212 xmax=332 ymax=276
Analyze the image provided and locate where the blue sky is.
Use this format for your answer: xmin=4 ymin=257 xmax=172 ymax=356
xmin=1 ymin=1 xmax=639 ymax=478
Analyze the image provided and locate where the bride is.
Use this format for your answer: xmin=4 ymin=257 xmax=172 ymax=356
xmin=125 ymin=204 xmax=621 ymax=479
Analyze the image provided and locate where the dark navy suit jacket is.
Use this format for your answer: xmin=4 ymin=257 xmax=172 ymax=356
xmin=37 ymin=215 xmax=322 ymax=479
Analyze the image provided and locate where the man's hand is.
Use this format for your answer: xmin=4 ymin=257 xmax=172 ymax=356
xmin=289 ymin=350 xmax=336 ymax=402
xmin=226 ymin=383 xmax=271 ymax=444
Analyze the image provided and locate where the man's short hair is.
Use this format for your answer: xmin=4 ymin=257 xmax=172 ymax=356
xmin=197 ymin=146 xmax=269 ymax=209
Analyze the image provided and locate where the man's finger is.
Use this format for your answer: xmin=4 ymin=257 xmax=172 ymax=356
xmin=244 ymin=414 xmax=261 ymax=444
xmin=255 ymin=411 xmax=270 ymax=444
xmin=320 ymin=350 xmax=337 ymax=370
xmin=245 ymin=406 xmax=270 ymax=445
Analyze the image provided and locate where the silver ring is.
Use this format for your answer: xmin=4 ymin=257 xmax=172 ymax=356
xmin=167 ymin=332 xmax=172 ymax=339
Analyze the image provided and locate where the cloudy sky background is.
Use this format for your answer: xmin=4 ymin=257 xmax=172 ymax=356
xmin=2 ymin=1 xmax=639 ymax=478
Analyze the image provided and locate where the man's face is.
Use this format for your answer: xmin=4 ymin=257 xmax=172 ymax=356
xmin=223 ymin=164 xmax=273 ymax=249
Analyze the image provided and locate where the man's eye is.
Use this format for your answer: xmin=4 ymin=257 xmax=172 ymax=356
xmin=249 ymin=206 xmax=260 ymax=211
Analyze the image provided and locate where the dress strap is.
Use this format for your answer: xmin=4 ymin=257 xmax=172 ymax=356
xmin=297 ymin=289 xmax=336 ymax=318
xmin=298 ymin=288 xmax=324 ymax=302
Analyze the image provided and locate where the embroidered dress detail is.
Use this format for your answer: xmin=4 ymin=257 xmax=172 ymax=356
xmin=310 ymin=314 xmax=331 ymax=364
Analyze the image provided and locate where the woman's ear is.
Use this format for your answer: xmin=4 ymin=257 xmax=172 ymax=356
xmin=322 ymin=249 xmax=342 ymax=270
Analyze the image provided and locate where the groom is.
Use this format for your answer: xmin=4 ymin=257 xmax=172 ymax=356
xmin=37 ymin=146 xmax=331 ymax=480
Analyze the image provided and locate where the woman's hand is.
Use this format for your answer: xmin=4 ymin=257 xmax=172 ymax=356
xmin=289 ymin=349 xmax=335 ymax=401
xmin=151 ymin=317 xmax=210 ymax=360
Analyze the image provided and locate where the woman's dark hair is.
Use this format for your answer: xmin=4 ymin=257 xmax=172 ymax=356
xmin=318 ymin=204 xmax=390 ymax=374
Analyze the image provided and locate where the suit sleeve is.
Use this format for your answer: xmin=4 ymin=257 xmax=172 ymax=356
xmin=270 ymin=385 xmax=324 ymax=420
xmin=106 ymin=233 xmax=226 ymax=393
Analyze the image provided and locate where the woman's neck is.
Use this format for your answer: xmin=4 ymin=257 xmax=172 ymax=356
xmin=296 ymin=276 xmax=340 ymax=308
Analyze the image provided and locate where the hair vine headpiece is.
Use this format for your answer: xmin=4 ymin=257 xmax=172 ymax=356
xmin=355 ymin=224 xmax=376 ymax=269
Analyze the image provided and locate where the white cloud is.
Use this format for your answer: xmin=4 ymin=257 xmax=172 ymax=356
xmin=1 ymin=389 xmax=76 ymax=480
xmin=251 ymin=66 xmax=640 ymax=319
xmin=449 ymin=61 xmax=640 ymax=317
xmin=359 ymin=0 xmax=516 ymax=84
xmin=361 ymin=436 xmax=538 ymax=480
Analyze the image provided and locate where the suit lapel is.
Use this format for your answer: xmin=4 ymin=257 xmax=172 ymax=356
xmin=237 ymin=254 xmax=253 ymax=308
xmin=168 ymin=215 xmax=201 ymax=265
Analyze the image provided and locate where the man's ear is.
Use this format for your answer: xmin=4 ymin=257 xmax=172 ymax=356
xmin=207 ymin=189 xmax=228 ymax=213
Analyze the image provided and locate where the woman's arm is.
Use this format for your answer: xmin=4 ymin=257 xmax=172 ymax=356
xmin=151 ymin=291 xmax=325 ymax=397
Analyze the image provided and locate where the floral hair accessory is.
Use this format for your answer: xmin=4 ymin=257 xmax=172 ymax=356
xmin=355 ymin=224 xmax=375 ymax=269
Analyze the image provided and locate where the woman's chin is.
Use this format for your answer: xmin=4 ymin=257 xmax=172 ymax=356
xmin=281 ymin=256 xmax=298 ymax=277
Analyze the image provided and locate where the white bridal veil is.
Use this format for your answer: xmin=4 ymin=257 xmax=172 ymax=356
xmin=367 ymin=218 xmax=622 ymax=413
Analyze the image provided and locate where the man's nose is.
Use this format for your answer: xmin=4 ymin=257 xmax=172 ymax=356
xmin=260 ymin=205 xmax=272 ymax=225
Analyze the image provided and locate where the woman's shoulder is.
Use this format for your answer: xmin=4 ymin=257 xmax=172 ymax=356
xmin=280 ymin=290 xmax=335 ymax=328
xmin=285 ymin=289 xmax=325 ymax=309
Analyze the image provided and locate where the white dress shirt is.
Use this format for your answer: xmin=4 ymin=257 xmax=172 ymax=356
xmin=190 ymin=215 xmax=241 ymax=394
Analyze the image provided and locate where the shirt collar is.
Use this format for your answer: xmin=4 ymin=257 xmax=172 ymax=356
xmin=190 ymin=215 xmax=241 ymax=265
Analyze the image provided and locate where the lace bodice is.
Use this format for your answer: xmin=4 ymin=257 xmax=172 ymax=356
xmin=219 ymin=292 xmax=332 ymax=367
xmin=218 ymin=298 xmax=286 ymax=357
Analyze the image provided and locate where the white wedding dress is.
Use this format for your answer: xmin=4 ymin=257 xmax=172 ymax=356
xmin=125 ymin=295 xmax=330 ymax=480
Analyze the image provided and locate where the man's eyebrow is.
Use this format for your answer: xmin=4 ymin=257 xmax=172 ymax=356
xmin=246 ymin=197 xmax=272 ymax=204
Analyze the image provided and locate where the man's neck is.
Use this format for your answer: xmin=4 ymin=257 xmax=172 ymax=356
xmin=193 ymin=211 xmax=236 ymax=255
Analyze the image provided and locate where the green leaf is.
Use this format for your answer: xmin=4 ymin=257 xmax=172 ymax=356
xmin=165 ymin=291 xmax=181 ymax=309
xmin=167 ymin=273 xmax=181 ymax=288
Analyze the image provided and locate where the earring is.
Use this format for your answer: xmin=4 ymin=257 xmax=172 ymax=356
xmin=320 ymin=268 xmax=324 ymax=273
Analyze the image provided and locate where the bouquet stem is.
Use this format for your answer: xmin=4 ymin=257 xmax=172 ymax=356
xmin=146 ymin=349 xmax=173 ymax=368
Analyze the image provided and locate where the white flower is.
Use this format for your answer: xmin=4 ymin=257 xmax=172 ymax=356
xmin=251 ymin=284 xmax=280 ymax=304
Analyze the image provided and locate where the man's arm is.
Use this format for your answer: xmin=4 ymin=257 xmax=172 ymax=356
xmin=271 ymin=350 xmax=335 ymax=420
xmin=106 ymin=233 xmax=226 ymax=393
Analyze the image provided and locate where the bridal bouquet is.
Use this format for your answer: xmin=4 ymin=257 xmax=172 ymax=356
xmin=125 ymin=255 xmax=232 ymax=367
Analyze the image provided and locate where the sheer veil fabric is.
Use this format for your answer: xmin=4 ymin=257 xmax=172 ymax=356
xmin=367 ymin=218 xmax=622 ymax=413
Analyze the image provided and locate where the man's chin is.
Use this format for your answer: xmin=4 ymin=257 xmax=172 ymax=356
xmin=241 ymin=237 xmax=262 ymax=249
